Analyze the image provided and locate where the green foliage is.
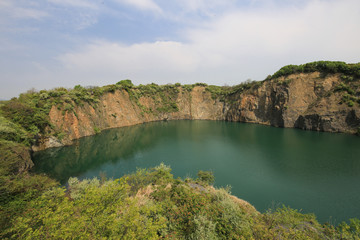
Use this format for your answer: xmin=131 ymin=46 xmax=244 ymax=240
xmin=337 ymin=218 xmax=360 ymax=239
xmin=116 ymin=79 xmax=134 ymax=92
xmin=190 ymin=215 xmax=218 ymax=239
xmin=270 ymin=61 xmax=360 ymax=80
xmin=6 ymin=178 xmax=165 ymax=239
xmin=127 ymin=83 xmax=180 ymax=114
xmin=182 ymin=84 xmax=195 ymax=92
xmin=335 ymin=82 xmax=355 ymax=95
xmin=197 ymin=170 xmax=215 ymax=186
xmin=281 ymin=78 xmax=293 ymax=86
xmin=341 ymin=93 xmax=358 ymax=107
xmin=0 ymin=140 xmax=31 ymax=176
xmin=0 ymin=140 xmax=58 ymax=238
xmin=253 ymin=206 xmax=331 ymax=239
xmin=205 ymin=80 xmax=262 ymax=101
xmin=93 ymin=126 xmax=101 ymax=134
xmin=125 ymin=163 xmax=173 ymax=194
xmin=68 ymin=177 xmax=100 ymax=200
xmin=2 ymin=164 xmax=360 ymax=239
xmin=194 ymin=83 xmax=208 ymax=87
xmin=55 ymin=131 xmax=66 ymax=141
xmin=205 ymin=85 xmax=227 ymax=100
xmin=116 ymin=79 xmax=134 ymax=88
xmin=333 ymin=79 xmax=360 ymax=107
xmin=348 ymin=100 xmax=354 ymax=107
xmin=0 ymin=116 xmax=31 ymax=145
xmin=341 ymin=74 xmax=356 ymax=82
xmin=1 ymin=98 xmax=49 ymax=137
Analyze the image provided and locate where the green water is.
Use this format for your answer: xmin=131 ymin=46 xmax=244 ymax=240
xmin=32 ymin=120 xmax=360 ymax=223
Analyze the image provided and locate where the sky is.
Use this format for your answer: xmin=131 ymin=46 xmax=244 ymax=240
xmin=0 ymin=0 xmax=360 ymax=99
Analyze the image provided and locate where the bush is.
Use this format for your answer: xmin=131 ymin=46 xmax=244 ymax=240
xmin=190 ymin=215 xmax=218 ymax=240
xmin=337 ymin=218 xmax=360 ymax=239
xmin=2 ymin=164 xmax=360 ymax=239
xmin=1 ymin=99 xmax=49 ymax=135
xmin=116 ymin=79 xmax=134 ymax=91
xmin=93 ymin=126 xmax=101 ymax=134
xmin=269 ymin=61 xmax=360 ymax=79
xmin=0 ymin=116 xmax=30 ymax=145
xmin=117 ymin=79 xmax=134 ymax=87
xmin=253 ymin=206 xmax=325 ymax=239
xmin=197 ymin=170 xmax=215 ymax=186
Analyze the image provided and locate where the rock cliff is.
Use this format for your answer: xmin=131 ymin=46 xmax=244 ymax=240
xmin=33 ymin=71 xmax=360 ymax=151
xmin=39 ymin=87 xmax=225 ymax=148
xmin=226 ymin=72 xmax=360 ymax=133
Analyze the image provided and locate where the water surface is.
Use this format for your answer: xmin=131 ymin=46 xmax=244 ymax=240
xmin=33 ymin=120 xmax=360 ymax=223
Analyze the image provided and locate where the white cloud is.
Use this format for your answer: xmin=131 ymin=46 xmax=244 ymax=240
xmin=113 ymin=0 xmax=162 ymax=13
xmin=57 ymin=40 xmax=198 ymax=84
xmin=55 ymin=0 xmax=360 ymax=86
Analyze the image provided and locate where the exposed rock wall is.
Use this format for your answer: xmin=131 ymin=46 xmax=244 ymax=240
xmin=33 ymin=73 xmax=360 ymax=151
xmin=226 ymin=72 xmax=360 ymax=134
xmin=33 ymin=87 xmax=226 ymax=150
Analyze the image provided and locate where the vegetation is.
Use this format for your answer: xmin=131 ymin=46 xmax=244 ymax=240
xmin=268 ymin=61 xmax=360 ymax=107
xmin=130 ymin=83 xmax=180 ymax=114
xmin=197 ymin=170 xmax=215 ymax=186
xmin=334 ymin=81 xmax=360 ymax=107
xmin=1 ymin=164 xmax=359 ymax=239
xmin=0 ymin=139 xmax=58 ymax=236
xmin=205 ymin=80 xmax=263 ymax=101
xmin=269 ymin=61 xmax=360 ymax=80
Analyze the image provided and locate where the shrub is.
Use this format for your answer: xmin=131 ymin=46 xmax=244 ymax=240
xmin=2 ymin=164 xmax=360 ymax=239
xmin=6 ymin=177 xmax=165 ymax=239
xmin=190 ymin=215 xmax=218 ymax=240
xmin=194 ymin=83 xmax=208 ymax=87
xmin=117 ymin=79 xmax=134 ymax=87
xmin=337 ymin=218 xmax=360 ymax=239
xmin=116 ymin=79 xmax=134 ymax=91
xmin=269 ymin=61 xmax=360 ymax=80
xmin=197 ymin=170 xmax=215 ymax=186
xmin=0 ymin=116 xmax=30 ymax=145
xmin=0 ymin=99 xmax=49 ymax=136
xmin=93 ymin=126 xmax=101 ymax=134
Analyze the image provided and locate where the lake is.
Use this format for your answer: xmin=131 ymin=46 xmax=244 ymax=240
xmin=32 ymin=120 xmax=360 ymax=223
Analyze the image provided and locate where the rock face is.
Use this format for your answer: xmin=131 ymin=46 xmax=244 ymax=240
xmin=226 ymin=72 xmax=360 ymax=134
xmin=33 ymin=73 xmax=360 ymax=151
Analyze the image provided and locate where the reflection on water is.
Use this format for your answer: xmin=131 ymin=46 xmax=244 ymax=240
xmin=33 ymin=120 xmax=360 ymax=223
xmin=33 ymin=122 xmax=170 ymax=183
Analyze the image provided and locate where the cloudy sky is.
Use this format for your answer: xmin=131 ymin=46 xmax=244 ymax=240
xmin=1 ymin=0 xmax=359 ymax=99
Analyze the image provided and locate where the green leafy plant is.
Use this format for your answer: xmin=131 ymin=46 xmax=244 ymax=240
xmin=93 ymin=126 xmax=101 ymax=134
xmin=197 ymin=170 xmax=215 ymax=186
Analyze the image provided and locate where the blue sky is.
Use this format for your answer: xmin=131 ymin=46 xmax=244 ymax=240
xmin=1 ymin=0 xmax=359 ymax=99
